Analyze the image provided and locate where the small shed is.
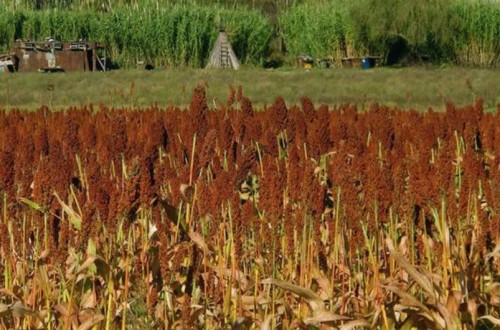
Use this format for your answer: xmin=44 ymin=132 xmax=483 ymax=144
xmin=206 ymin=27 xmax=240 ymax=70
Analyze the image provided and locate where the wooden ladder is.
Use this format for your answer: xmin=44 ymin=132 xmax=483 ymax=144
xmin=220 ymin=43 xmax=229 ymax=69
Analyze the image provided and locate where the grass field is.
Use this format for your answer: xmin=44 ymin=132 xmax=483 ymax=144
xmin=1 ymin=66 xmax=499 ymax=112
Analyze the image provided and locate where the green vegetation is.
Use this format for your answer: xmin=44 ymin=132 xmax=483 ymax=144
xmin=0 ymin=0 xmax=499 ymax=68
xmin=279 ymin=2 xmax=354 ymax=63
xmin=0 ymin=0 xmax=305 ymax=12
xmin=280 ymin=0 xmax=500 ymax=66
xmin=1 ymin=67 xmax=499 ymax=111
xmin=0 ymin=5 xmax=273 ymax=68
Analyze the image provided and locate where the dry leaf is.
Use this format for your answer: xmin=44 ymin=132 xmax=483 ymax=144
xmin=80 ymin=291 xmax=97 ymax=309
xmin=478 ymin=315 xmax=500 ymax=326
xmin=384 ymin=285 xmax=432 ymax=316
xmin=77 ymin=314 xmax=105 ymax=330
xmin=0 ymin=303 xmax=9 ymax=317
xmin=303 ymin=311 xmax=350 ymax=325
xmin=262 ymin=278 xmax=325 ymax=316
xmin=445 ymin=290 xmax=463 ymax=315
xmin=38 ymin=249 xmax=50 ymax=261
xmin=386 ymin=238 xmax=436 ymax=299
xmin=339 ymin=319 xmax=370 ymax=330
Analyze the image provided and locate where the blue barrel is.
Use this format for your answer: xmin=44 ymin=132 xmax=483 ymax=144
xmin=361 ymin=57 xmax=372 ymax=69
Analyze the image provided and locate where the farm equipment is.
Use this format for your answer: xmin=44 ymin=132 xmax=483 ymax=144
xmin=0 ymin=38 xmax=108 ymax=73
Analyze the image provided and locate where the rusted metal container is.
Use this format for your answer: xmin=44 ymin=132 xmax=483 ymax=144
xmin=10 ymin=39 xmax=107 ymax=72
xmin=0 ymin=54 xmax=17 ymax=73
xmin=341 ymin=57 xmax=362 ymax=68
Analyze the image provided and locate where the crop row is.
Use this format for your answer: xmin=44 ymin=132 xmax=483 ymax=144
xmin=0 ymin=90 xmax=499 ymax=328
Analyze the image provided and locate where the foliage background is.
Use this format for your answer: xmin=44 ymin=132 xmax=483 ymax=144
xmin=0 ymin=0 xmax=499 ymax=67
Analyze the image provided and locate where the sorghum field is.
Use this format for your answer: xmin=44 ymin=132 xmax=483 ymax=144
xmin=0 ymin=86 xmax=499 ymax=329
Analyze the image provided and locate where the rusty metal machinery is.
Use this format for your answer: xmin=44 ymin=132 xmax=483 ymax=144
xmin=0 ymin=54 xmax=17 ymax=73
xmin=1 ymin=38 xmax=108 ymax=73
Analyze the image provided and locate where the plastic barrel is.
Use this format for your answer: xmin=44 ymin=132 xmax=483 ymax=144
xmin=361 ymin=57 xmax=372 ymax=69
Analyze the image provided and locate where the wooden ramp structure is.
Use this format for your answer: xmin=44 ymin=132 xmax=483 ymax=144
xmin=206 ymin=27 xmax=240 ymax=70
